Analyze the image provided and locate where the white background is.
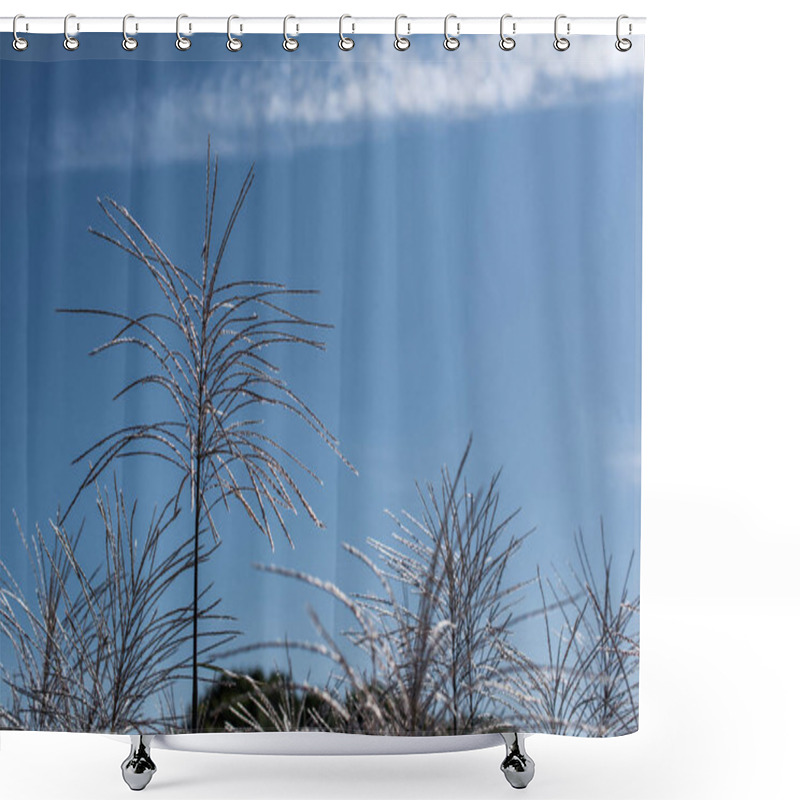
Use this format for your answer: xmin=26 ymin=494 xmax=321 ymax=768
xmin=1 ymin=1 xmax=798 ymax=798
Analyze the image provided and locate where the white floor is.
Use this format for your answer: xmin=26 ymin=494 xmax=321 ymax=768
xmin=2 ymin=597 xmax=796 ymax=800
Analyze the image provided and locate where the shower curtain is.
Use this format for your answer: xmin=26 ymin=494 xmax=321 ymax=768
xmin=0 ymin=31 xmax=643 ymax=740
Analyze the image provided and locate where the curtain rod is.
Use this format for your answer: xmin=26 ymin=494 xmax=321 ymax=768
xmin=1 ymin=16 xmax=646 ymax=36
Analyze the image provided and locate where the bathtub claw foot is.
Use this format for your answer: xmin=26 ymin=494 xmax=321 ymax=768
xmin=500 ymin=733 xmax=534 ymax=789
xmin=121 ymin=735 xmax=157 ymax=791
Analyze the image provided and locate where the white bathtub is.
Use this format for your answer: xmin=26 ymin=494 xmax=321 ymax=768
xmin=114 ymin=731 xmax=536 ymax=790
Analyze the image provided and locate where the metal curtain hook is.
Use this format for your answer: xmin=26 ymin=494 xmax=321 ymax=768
xmin=227 ymin=15 xmax=242 ymax=51
xmin=339 ymin=14 xmax=355 ymax=51
xmin=176 ymin=14 xmax=191 ymax=50
xmin=394 ymin=14 xmax=410 ymax=51
xmin=499 ymin=14 xmax=515 ymax=51
xmin=63 ymin=13 xmax=79 ymax=51
xmin=12 ymin=14 xmax=28 ymax=51
xmin=616 ymin=14 xmax=632 ymax=51
xmin=443 ymin=13 xmax=460 ymax=51
xmin=122 ymin=14 xmax=138 ymax=51
xmin=553 ymin=14 xmax=570 ymax=51
xmin=283 ymin=15 xmax=299 ymax=51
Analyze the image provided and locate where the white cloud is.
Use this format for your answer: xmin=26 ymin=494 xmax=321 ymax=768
xmin=52 ymin=35 xmax=643 ymax=167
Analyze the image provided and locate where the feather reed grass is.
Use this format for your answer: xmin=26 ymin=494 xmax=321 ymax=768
xmin=0 ymin=479 xmax=235 ymax=732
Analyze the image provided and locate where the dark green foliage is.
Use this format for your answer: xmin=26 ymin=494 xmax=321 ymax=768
xmin=198 ymin=667 xmax=338 ymax=733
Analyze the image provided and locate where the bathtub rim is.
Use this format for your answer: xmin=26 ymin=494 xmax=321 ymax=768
xmin=104 ymin=730 xmax=530 ymax=756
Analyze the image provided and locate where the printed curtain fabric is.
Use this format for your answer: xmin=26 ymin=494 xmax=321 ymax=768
xmin=0 ymin=33 xmax=643 ymax=737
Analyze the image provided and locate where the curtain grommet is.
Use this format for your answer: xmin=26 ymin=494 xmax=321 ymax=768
xmin=63 ymin=13 xmax=79 ymax=51
xmin=499 ymin=14 xmax=516 ymax=51
xmin=227 ymin=15 xmax=243 ymax=51
xmin=12 ymin=15 xmax=29 ymax=51
xmin=443 ymin=14 xmax=460 ymax=51
xmin=338 ymin=14 xmax=355 ymax=51
xmin=122 ymin=14 xmax=138 ymax=51
xmin=553 ymin=15 xmax=570 ymax=51
xmin=176 ymin=14 xmax=191 ymax=51
xmin=394 ymin=15 xmax=410 ymax=51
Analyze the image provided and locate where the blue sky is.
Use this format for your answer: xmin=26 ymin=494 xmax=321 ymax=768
xmin=1 ymin=34 xmax=643 ymax=701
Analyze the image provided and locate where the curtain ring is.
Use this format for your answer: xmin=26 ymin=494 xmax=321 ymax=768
xmin=443 ymin=14 xmax=460 ymax=51
xmin=394 ymin=14 xmax=410 ymax=51
xmin=63 ymin=13 xmax=79 ymax=51
xmin=176 ymin=14 xmax=191 ymax=50
xmin=283 ymin=15 xmax=299 ymax=51
xmin=553 ymin=14 xmax=570 ymax=51
xmin=227 ymin=15 xmax=243 ymax=51
xmin=122 ymin=14 xmax=138 ymax=51
xmin=12 ymin=15 xmax=28 ymax=51
xmin=499 ymin=14 xmax=515 ymax=51
xmin=615 ymin=15 xmax=632 ymax=51
xmin=338 ymin=14 xmax=355 ymax=51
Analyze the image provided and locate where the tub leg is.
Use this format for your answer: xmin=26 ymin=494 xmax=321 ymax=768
xmin=121 ymin=734 xmax=157 ymax=791
xmin=500 ymin=732 xmax=535 ymax=789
